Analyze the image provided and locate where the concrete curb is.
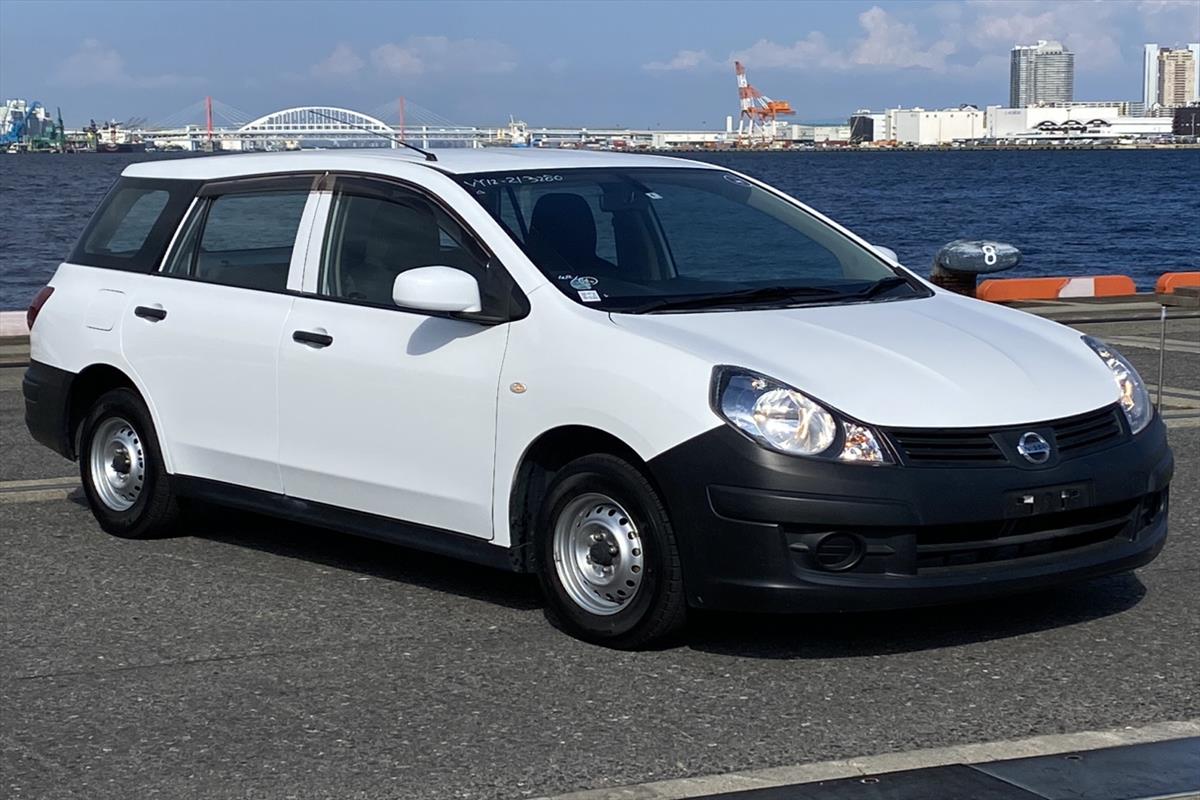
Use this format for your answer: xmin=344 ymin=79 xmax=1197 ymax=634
xmin=0 ymin=310 xmax=29 ymax=338
xmin=539 ymin=719 xmax=1200 ymax=799
xmin=0 ymin=477 xmax=80 ymax=505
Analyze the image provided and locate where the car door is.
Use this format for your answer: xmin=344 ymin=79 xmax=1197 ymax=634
xmin=277 ymin=174 xmax=515 ymax=539
xmin=122 ymin=175 xmax=320 ymax=493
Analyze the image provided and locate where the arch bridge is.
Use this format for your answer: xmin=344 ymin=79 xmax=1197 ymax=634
xmin=141 ymin=102 xmax=651 ymax=151
xmin=239 ymin=106 xmax=393 ymax=136
xmin=235 ymin=105 xmax=480 ymax=147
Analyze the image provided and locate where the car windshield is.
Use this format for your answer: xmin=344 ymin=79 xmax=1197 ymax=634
xmin=458 ymin=167 xmax=926 ymax=312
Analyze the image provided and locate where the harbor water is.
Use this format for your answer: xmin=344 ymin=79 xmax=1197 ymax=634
xmin=1 ymin=148 xmax=1197 ymax=309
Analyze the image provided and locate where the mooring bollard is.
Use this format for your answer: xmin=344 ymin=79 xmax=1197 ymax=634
xmin=931 ymin=240 xmax=1021 ymax=298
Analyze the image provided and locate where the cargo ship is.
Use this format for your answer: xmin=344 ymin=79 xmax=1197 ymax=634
xmin=88 ymin=120 xmax=145 ymax=154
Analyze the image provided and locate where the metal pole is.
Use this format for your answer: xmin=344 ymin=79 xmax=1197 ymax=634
xmin=1157 ymin=305 xmax=1167 ymax=409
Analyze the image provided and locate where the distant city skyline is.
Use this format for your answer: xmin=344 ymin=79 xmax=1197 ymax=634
xmin=2 ymin=0 xmax=1199 ymax=127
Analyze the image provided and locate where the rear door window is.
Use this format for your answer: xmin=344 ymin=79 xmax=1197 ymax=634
xmin=165 ymin=181 xmax=312 ymax=292
xmin=69 ymin=178 xmax=200 ymax=271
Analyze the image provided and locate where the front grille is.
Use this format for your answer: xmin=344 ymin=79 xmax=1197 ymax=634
xmin=887 ymin=429 xmax=1006 ymax=465
xmin=914 ymin=497 xmax=1144 ymax=572
xmin=1054 ymin=406 xmax=1124 ymax=454
xmin=885 ymin=404 xmax=1126 ymax=467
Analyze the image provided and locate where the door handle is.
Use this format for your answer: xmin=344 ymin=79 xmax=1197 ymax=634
xmin=134 ymin=305 xmax=167 ymax=322
xmin=292 ymin=330 xmax=333 ymax=348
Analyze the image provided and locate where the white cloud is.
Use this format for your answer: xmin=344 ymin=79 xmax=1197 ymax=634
xmin=647 ymin=7 xmax=955 ymax=74
xmin=1136 ymin=0 xmax=1200 ymax=38
xmin=370 ymin=36 xmax=517 ymax=76
xmin=851 ymin=6 xmax=956 ymax=70
xmin=305 ymin=37 xmax=517 ymax=81
xmin=371 ymin=43 xmax=425 ymax=76
xmin=643 ymin=49 xmax=718 ymax=72
xmin=1137 ymin=0 xmax=1200 ymax=14
xmin=51 ymin=39 xmax=201 ymax=89
xmin=645 ymin=0 xmax=1159 ymax=80
xmin=965 ymin=1 xmax=1126 ymax=68
xmin=971 ymin=14 xmax=1056 ymax=45
xmin=311 ymin=43 xmax=365 ymax=79
xmin=730 ymin=34 xmax=838 ymax=70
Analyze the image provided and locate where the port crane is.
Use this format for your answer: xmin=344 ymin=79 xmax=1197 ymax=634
xmin=0 ymin=102 xmax=40 ymax=146
xmin=734 ymin=61 xmax=794 ymax=144
xmin=1 ymin=102 xmax=66 ymax=151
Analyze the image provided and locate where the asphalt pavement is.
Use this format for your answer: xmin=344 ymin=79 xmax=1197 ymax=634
xmin=1 ymin=305 xmax=1198 ymax=799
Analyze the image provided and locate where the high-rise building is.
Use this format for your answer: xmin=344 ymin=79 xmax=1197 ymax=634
xmin=1160 ymin=48 xmax=1197 ymax=106
xmin=1143 ymin=44 xmax=1200 ymax=111
xmin=1010 ymin=41 xmax=1074 ymax=107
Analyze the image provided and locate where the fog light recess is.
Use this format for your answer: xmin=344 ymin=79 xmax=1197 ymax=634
xmin=812 ymin=532 xmax=866 ymax=572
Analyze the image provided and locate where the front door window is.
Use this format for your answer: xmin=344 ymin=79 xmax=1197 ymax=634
xmin=319 ymin=178 xmax=490 ymax=307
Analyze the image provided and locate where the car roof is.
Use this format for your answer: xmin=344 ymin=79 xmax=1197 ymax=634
xmin=121 ymin=147 xmax=720 ymax=182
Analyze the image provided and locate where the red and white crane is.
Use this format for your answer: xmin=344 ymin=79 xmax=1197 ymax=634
xmin=734 ymin=61 xmax=795 ymax=143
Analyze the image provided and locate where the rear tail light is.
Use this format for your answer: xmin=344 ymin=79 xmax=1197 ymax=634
xmin=27 ymin=286 xmax=54 ymax=330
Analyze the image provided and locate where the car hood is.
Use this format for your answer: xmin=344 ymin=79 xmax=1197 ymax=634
xmin=610 ymin=293 xmax=1121 ymax=428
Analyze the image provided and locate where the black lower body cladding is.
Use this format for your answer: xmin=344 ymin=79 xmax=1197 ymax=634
xmin=648 ymin=416 xmax=1174 ymax=613
xmin=22 ymin=360 xmax=75 ymax=459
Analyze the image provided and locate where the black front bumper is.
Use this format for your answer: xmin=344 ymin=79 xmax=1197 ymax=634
xmin=648 ymin=414 xmax=1174 ymax=613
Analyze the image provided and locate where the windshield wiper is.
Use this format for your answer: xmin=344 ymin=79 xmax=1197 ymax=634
xmin=623 ymin=285 xmax=849 ymax=314
xmin=841 ymin=275 xmax=915 ymax=300
xmin=622 ymin=277 xmax=917 ymax=314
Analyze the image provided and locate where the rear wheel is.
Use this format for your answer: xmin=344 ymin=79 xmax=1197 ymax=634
xmin=537 ymin=454 xmax=686 ymax=648
xmin=78 ymin=388 xmax=180 ymax=539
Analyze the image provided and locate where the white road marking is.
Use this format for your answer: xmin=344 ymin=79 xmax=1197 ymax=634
xmin=1107 ymin=335 xmax=1200 ymax=355
xmin=1151 ymin=384 xmax=1200 ymax=399
xmin=539 ymin=719 xmax=1200 ymax=800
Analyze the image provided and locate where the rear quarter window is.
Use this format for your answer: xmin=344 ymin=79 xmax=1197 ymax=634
xmin=69 ymin=177 xmax=201 ymax=271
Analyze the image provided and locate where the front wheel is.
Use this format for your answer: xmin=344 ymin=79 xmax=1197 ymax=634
xmin=78 ymin=388 xmax=180 ymax=539
xmin=537 ymin=454 xmax=686 ymax=648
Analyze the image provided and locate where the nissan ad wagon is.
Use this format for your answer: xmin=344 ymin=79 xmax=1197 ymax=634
xmin=23 ymin=149 xmax=1173 ymax=647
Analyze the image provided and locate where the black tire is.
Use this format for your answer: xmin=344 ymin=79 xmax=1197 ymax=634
xmin=536 ymin=454 xmax=687 ymax=648
xmin=78 ymin=387 xmax=180 ymax=539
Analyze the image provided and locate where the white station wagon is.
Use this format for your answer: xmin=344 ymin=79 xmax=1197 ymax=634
xmin=24 ymin=148 xmax=1173 ymax=647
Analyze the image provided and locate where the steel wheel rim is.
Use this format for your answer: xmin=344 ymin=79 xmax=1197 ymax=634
xmin=89 ymin=417 xmax=146 ymax=512
xmin=552 ymin=492 xmax=645 ymax=616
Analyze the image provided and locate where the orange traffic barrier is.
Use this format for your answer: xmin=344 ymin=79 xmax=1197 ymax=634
xmin=1156 ymin=272 xmax=1200 ymax=294
xmin=978 ymin=275 xmax=1136 ymax=302
xmin=977 ymin=278 xmax=1067 ymax=302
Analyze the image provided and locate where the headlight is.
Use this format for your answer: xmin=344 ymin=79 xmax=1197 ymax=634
xmin=713 ymin=368 xmax=891 ymax=464
xmin=1083 ymin=336 xmax=1152 ymax=434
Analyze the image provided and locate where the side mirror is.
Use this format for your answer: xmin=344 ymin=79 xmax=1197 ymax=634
xmin=393 ymin=266 xmax=482 ymax=314
xmin=872 ymin=245 xmax=899 ymax=263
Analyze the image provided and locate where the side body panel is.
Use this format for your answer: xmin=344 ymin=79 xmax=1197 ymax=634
xmin=490 ymin=298 xmax=720 ymax=547
xmin=276 ymin=167 xmax=520 ymax=539
xmin=120 ymin=276 xmax=294 ymax=492
xmin=29 ymin=263 xmax=169 ymax=463
xmin=277 ymin=298 xmax=509 ymax=538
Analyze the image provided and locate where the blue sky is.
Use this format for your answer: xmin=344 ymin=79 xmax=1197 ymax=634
xmin=2 ymin=0 xmax=1197 ymax=128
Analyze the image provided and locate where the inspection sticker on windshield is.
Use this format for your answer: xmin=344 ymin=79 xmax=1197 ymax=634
xmin=578 ymin=290 xmax=601 ymax=303
xmin=570 ymin=276 xmax=598 ymax=290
